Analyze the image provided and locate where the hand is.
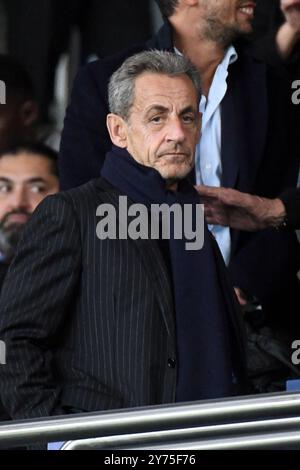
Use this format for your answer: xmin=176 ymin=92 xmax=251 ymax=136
xmin=281 ymin=0 xmax=300 ymax=32
xmin=276 ymin=1 xmax=300 ymax=58
xmin=234 ymin=287 xmax=249 ymax=307
xmin=196 ymin=185 xmax=287 ymax=231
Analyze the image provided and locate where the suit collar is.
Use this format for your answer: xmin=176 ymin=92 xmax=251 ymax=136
xmin=146 ymin=20 xmax=174 ymax=51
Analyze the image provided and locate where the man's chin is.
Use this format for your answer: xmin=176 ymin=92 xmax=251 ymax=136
xmin=156 ymin=162 xmax=193 ymax=181
xmin=241 ymin=24 xmax=253 ymax=34
xmin=0 ymin=222 xmax=25 ymax=260
xmin=159 ymin=170 xmax=192 ymax=182
xmin=239 ymin=15 xmax=255 ymax=32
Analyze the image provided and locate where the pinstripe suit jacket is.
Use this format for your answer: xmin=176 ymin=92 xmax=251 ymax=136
xmin=0 ymin=178 xmax=247 ymax=420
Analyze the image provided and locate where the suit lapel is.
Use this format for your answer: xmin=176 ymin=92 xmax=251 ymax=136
xmin=133 ymin=235 xmax=175 ymax=340
xmin=221 ymin=73 xmax=240 ymax=189
xmin=95 ymin=180 xmax=175 ymax=341
xmin=146 ymin=21 xmax=173 ymax=51
xmin=221 ymin=51 xmax=268 ymax=192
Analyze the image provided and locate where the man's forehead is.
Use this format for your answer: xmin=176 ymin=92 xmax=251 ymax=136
xmin=198 ymin=0 xmax=236 ymax=4
xmin=135 ymin=71 xmax=195 ymax=88
xmin=0 ymin=153 xmax=52 ymax=178
xmin=133 ymin=72 xmax=198 ymax=106
xmin=0 ymin=174 xmax=47 ymax=185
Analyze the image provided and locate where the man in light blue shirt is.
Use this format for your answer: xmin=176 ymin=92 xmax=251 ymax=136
xmin=196 ymin=45 xmax=238 ymax=265
xmin=175 ymin=44 xmax=238 ymax=265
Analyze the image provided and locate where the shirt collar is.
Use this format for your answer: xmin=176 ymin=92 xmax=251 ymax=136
xmin=174 ymin=44 xmax=238 ymax=69
xmin=221 ymin=45 xmax=238 ymax=71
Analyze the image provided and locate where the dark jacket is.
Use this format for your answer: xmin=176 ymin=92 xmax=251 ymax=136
xmin=0 ymin=263 xmax=8 ymax=292
xmin=280 ymin=188 xmax=300 ymax=230
xmin=0 ymin=178 xmax=247 ymax=420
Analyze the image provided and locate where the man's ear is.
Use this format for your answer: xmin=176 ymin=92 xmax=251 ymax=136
xmin=106 ymin=113 xmax=128 ymax=148
xmin=19 ymin=100 xmax=39 ymax=127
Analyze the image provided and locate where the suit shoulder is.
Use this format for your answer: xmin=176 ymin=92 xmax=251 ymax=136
xmin=31 ymin=179 xmax=111 ymax=230
xmin=81 ymin=43 xmax=147 ymax=83
xmin=56 ymin=178 xmax=115 ymax=209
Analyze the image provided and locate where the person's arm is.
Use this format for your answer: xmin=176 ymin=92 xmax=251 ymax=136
xmin=251 ymin=0 xmax=300 ymax=68
xmin=197 ymin=185 xmax=290 ymax=231
xmin=0 ymin=194 xmax=81 ymax=420
xmin=277 ymin=0 xmax=300 ymax=59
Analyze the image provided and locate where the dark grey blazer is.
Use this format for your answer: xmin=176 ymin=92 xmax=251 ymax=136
xmin=0 ymin=178 xmax=247 ymax=421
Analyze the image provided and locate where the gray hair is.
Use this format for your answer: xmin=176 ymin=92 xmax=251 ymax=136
xmin=108 ymin=50 xmax=201 ymax=120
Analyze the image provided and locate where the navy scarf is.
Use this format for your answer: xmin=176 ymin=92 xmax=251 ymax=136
xmin=101 ymin=146 xmax=234 ymax=400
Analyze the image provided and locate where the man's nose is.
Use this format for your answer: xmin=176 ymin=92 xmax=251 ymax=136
xmin=8 ymin=187 xmax=30 ymax=211
xmin=166 ymin=118 xmax=186 ymax=142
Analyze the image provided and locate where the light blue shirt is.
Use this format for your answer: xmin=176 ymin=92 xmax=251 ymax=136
xmin=196 ymin=46 xmax=238 ymax=265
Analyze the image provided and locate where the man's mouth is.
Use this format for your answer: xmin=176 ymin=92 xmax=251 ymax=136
xmin=162 ymin=153 xmax=187 ymax=157
xmin=3 ymin=212 xmax=30 ymax=227
xmin=159 ymin=151 xmax=189 ymax=158
xmin=238 ymin=3 xmax=256 ymax=18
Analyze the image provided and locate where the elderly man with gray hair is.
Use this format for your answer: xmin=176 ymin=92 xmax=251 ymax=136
xmin=0 ymin=50 xmax=247 ymax=423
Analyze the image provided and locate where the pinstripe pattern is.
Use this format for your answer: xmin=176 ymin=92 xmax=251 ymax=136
xmin=0 ymin=177 xmax=246 ymax=420
xmin=0 ymin=178 xmax=177 ymax=420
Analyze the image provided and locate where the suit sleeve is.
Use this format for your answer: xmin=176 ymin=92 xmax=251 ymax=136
xmin=0 ymin=194 xmax=82 ymax=420
xmin=58 ymin=63 xmax=111 ymax=190
xmin=229 ymin=228 xmax=300 ymax=311
xmin=279 ymin=187 xmax=300 ymax=230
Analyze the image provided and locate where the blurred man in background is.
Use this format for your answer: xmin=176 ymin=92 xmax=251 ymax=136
xmin=0 ymin=142 xmax=59 ymax=289
xmin=0 ymin=55 xmax=39 ymax=153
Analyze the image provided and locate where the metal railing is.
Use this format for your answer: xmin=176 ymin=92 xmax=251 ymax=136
xmin=1 ymin=391 xmax=300 ymax=449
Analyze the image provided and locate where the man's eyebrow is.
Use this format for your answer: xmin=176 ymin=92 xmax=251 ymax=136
xmin=0 ymin=177 xmax=48 ymax=185
xmin=146 ymin=105 xmax=169 ymax=114
xmin=179 ymin=106 xmax=197 ymax=115
xmin=25 ymin=178 xmax=47 ymax=184
xmin=145 ymin=105 xmax=197 ymax=115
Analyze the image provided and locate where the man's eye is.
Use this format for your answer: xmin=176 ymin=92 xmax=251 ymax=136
xmin=30 ymin=185 xmax=46 ymax=194
xmin=151 ymin=115 xmax=163 ymax=123
xmin=182 ymin=115 xmax=195 ymax=123
xmin=0 ymin=185 xmax=10 ymax=193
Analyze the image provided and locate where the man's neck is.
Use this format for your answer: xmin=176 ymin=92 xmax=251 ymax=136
xmin=172 ymin=21 xmax=227 ymax=97
xmin=166 ymin=180 xmax=178 ymax=192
